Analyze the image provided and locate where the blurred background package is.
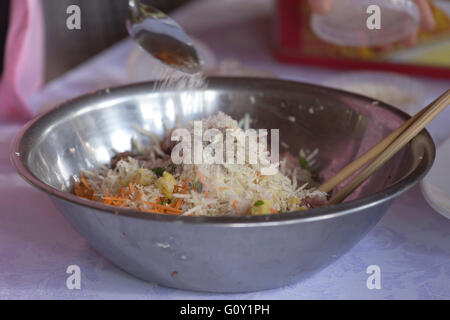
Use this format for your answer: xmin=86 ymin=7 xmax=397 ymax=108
xmin=274 ymin=0 xmax=450 ymax=78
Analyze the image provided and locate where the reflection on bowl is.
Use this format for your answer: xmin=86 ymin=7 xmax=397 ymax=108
xmin=323 ymin=71 xmax=425 ymax=115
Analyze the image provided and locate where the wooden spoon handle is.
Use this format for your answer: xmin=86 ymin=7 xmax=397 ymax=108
xmin=329 ymin=89 xmax=450 ymax=205
xmin=318 ymin=100 xmax=435 ymax=193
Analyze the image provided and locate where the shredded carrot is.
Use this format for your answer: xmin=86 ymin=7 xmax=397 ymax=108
xmin=103 ymin=188 xmax=112 ymax=205
xmin=77 ymin=175 xmax=190 ymax=216
xmin=133 ymin=193 xmax=143 ymax=201
xmin=170 ymin=195 xmax=179 ymax=208
xmin=80 ymin=173 xmax=92 ymax=190
xmin=197 ymin=170 xmax=205 ymax=185
xmin=139 ymin=200 xmax=183 ymax=214
xmin=182 ymin=179 xmax=191 ymax=188
xmin=100 ymin=194 xmax=129 ymax=207
xmin=145 ymin=201 xmax=162 ymax=210
xmin=174 ymin=198 xmax=183 ymax=210
xmin=119 ymin=187 xmax=130 ymax=198
xmin=162 ymin=206 xmax=183 ymax=214
xmin=270 ymin=208 xmax=278 ymax=214
xmin=162 ymin=210 xmax=183 ymax=216
xmin=232 ymin=200 xmax=238 ymax=212
xmin=172 ymin=180 xmax=189 ymax=210
xmin=113 ymin=200 xmax=125 ymax=206
xmin=74 ymin=179 xmax=94 ymax=200
xmin=140 ymin=200 xmax=160 ymax=208
xmin=101 ymin=196 xmax=128 ymax=201
xmin=170 ymin=196 xmax=178 ymax=208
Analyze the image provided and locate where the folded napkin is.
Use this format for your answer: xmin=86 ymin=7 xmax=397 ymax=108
xmin=0 ymin=0 xmax=44 ymax=122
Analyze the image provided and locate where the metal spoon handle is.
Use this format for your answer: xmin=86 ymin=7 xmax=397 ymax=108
xmin=128 ymin=0 xmax=141 ymax=18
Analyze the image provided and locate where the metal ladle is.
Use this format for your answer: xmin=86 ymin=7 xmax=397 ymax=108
xmin=127 ymin=0 xmax=202 ymax=74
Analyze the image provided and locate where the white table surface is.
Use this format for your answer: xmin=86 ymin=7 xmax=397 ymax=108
xmin=1 ymin=0 xmax=450 ymax=299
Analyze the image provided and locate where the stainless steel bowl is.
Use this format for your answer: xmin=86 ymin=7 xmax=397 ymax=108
xmin=12 ymin=77 xmax=435 ymax=292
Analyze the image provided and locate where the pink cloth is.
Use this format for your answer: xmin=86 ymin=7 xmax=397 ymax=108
xmin=0 ymin=0 xmax=44 ymax=122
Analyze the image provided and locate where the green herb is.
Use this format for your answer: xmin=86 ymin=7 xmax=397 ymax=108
xmin=254 ymin=200 xmax=264 ymax=207
xmin=299 ymin=156 xmax=310 ymax=169
xmin=160 ymin=200 xmax=166 ymax=205
xmin=153 ymin=167 xmax=165 ymax=177
xmin=311 ymin=168 xmax=319 ymax=178
xmin=192 ymin=181 xmax=203 ymax=193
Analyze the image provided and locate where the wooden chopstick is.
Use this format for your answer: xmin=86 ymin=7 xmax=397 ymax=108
xmin=328 ymin=89 xmax=450 ymax=205
xmin=318 ymin=98 xmax=435 ymax=193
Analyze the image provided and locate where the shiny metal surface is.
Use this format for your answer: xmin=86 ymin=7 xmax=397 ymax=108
xmin=12 ymin=77 xmax=435 ymax=292
xmin=127 ymin=0 xmax=202 ymax=74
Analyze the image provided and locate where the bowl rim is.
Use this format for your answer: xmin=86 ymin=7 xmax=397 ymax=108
xmin=11 ymin=77 xmax=436 ymax=227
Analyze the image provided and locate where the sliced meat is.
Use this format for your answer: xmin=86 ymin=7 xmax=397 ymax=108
xmin=300 ymin=193 xmax=328 ymax=208
xmin=110 ymin=151 xmax=135 ymax=169
xmin=281 ymin=152 xmax=314 ymax=185
xmin=160 ymin=129 xmax=178 ymax=155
